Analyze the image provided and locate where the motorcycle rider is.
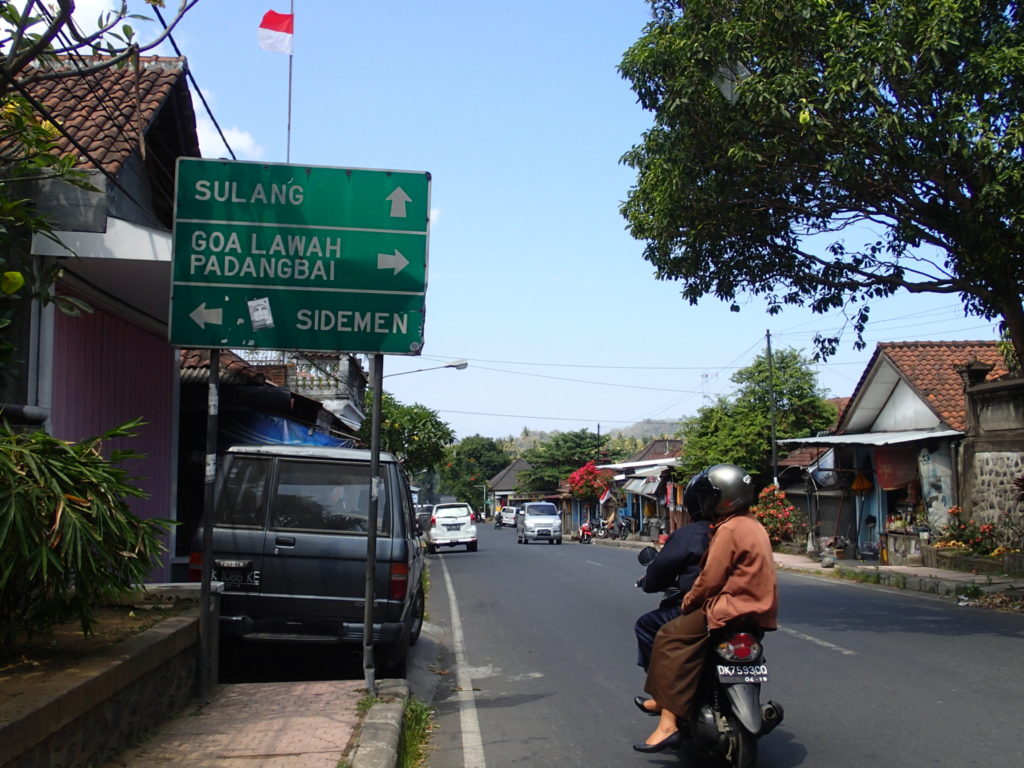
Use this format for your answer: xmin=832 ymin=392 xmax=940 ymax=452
xmin=634 ymin=464 xmax=778 ymax=753
xmin=633 ymin=475 xmax=711 ymax=677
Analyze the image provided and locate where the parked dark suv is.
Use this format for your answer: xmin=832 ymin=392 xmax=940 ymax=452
xmin=191 ymin=445 xmax=425 ymax=675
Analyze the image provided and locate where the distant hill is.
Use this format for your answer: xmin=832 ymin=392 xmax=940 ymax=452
xmin=609 ymin=420 xmax=684 ymax=440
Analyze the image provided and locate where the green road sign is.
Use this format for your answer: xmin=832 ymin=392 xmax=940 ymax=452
xmin=169 ymin=158 xmax=429 ymax=354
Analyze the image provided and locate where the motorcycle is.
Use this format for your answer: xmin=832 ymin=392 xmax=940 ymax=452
xmin=594 ymin=518 xmax=610 ymax=539
xmin=615 ymin=515 xmax=638 ymax=541
xmin=636 ymin=546 xmax=783 ymax=768
xmin=494 ymin=515 xmax=502 ymax=530
xmin=579 ymin=520 xmax=594 ymax=544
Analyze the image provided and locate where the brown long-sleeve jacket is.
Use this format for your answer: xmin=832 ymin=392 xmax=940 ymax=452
xmin=681 ymin=511 xmax=778 ymax=630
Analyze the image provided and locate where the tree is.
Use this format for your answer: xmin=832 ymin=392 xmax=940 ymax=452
xmin=566 ymin=460 xmax=615 ymax=500
xmin=619 ymin=0 xmax=1024 ymax=363
xmin=358 ymin=391 xmax=455 ymax=475
xmin=440 ymin=435 xmax=511 ymax=507
xmin=518 ymin=429 xmax=602 ymax=492
xmin=677 ymin=348 xmax=836 ymax=481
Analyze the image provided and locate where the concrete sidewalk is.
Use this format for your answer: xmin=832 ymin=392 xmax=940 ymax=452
xmin=104 ymin=678 xmax=407 ymax=768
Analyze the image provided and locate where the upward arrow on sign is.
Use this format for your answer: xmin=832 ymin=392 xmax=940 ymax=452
xmin=387 ymin=187 xmax=412 ymax=218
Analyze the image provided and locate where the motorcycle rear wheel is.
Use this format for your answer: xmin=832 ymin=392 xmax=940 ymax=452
xmin=595 ymin=528 xmax=608 ymax=539
xmin=726 ymin=713 xmax=758 ymax=768
xmin=619 ymin=530 xmax=629 ymax=541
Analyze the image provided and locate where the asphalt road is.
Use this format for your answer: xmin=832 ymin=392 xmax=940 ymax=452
xmin=420 ymin=525 xmax=1024 ymax=768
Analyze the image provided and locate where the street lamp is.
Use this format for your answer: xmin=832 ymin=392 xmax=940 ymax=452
xmin=382 ymin=359 xmax=468 ymax=378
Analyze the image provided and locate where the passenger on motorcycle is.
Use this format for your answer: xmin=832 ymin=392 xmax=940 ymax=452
xmin=633 ymin=475 xmax=711 ymax=675
xmin=634 ymin=464 xmax=778 ymax=753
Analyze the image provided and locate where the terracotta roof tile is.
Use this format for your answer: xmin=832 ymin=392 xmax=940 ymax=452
xmin=849 ymin=341 xmax=1008 ymax=432
xmin=21 ymin=56 xmax=193 ymax=176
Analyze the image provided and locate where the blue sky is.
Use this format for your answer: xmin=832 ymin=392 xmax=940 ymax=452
xmin=87 ymin=1 xmax=999 ymax=439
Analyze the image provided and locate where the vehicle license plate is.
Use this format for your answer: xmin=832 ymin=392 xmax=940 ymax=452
xmin=213 ymin=559 xmax=259 ymax=588
xmin=537 ymin=529 xmax=551 ymax=536
xmin=445 ymin=524 xmax=461 ymax=531
xmin=716 ymin=663 xmax=768 ymax=684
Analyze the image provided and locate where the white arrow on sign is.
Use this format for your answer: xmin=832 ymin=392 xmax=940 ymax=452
xmin=189 ymin=302 xmax=223 ymax=329
xmin=386 ymin=186 xmax=412 ymax=218
xmin=377 ymin=249 xmax=409 ymax=275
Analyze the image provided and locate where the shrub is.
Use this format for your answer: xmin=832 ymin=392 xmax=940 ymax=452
xmin=750 ymin=485 xmax=808 ymax=545
xmin=0 ymin=420 xmax=173 ymax=653
xmin=937 ymin=506 xmax=998 ymax=556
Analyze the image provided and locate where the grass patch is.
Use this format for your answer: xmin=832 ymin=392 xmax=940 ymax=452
xmin=399 ymin=697 xmax=434 ymax=768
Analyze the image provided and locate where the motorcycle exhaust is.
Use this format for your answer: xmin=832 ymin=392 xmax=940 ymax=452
xmin=760 ymin=701 xmax=784 ymax=735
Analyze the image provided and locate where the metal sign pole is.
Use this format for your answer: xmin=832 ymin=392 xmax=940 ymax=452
xmin=362 ymin=353 xmax=384 ymax=693
xmin=198 ymin=348 xmax=220 ymax=700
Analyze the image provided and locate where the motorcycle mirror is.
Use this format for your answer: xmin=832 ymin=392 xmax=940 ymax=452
xmin=637 ymin=545 xmax=659 ymax=566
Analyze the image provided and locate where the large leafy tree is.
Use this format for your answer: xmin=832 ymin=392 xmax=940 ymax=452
xmin=358 ymin=391 xmax=455 ymax=475
xmin=518 ymin=429 xmax=603 ymax=492
xmin=620 ymin=0 xmax=1024 ymax=362
xmin=678 ymin=348 xmax=837 ymax=481
xmin=440 ymin=435 xmax=512 ymax=507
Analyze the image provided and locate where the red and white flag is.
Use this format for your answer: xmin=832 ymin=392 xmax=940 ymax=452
xmin=599 ymin=488 xmax=611 ymax=505
xmin=258 ymin=10 xmax=294 ymax=54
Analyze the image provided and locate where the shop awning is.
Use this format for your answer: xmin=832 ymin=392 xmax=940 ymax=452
xmin=778 ymin=429 xmax=961 ymax=448
xmin=624 ymin=475 xmax=664 ymax=498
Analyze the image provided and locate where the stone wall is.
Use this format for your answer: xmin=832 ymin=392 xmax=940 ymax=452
xmin=960 ymin=375 xmax=1024 ymax=521
xmin=971 ymin=451 xmax=1024 ymax=519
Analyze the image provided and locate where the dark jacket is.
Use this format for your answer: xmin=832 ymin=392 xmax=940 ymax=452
xmin=640 ymin=520 xmax=711 ymax=606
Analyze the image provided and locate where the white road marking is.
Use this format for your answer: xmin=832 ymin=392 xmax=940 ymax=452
xmin=438 ymin=557 xmax=487 ymax=768
xmin=585 ymin=560 xmax=604 ymax=566
xmin=778 ymin=624 xmax=857 ymax=656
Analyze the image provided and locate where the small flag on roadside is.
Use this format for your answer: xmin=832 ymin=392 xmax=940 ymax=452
xmin=599 ymin=488 xmax=611 ymax=505
xmin=258 ymin=10 xmax=294 ymax=54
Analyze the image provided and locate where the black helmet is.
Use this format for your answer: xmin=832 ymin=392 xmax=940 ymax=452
xmin=683 ymin=473 xmax=708 ymax=520
xmin=685 ymin=464 xmax=754 ymax=518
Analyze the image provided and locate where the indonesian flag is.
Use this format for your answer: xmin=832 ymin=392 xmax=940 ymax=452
xmin=258 ymin=10 xmax=294 ymax=54
xmin=599 ymin=488 xmax=611 ymax=505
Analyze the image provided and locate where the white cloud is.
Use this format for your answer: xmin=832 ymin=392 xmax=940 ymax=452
xmin=196 ymin=115 xmax=265 ymax=161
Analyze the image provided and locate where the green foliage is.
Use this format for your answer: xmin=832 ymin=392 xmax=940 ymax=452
xmin=620 ymin=0 xmax=1024 ymax=361
xmin=0 ymin=420 xmax=173 ymax=653
xmin=677 ymin=348 xmax=836 ymax=481
xmin=439 ymin=435 xmax=511 ymax=507
xmin=750 ymin=485 xmax=808 ymax=545
xmin=359 ymin=391 xmax=455 ymax=475
xmin=518 ymin=429 xmax=602 ymax=492
xmin=399 ymin=697 xmax=434 ymax=768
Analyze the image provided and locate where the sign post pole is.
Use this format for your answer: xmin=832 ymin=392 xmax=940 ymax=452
xmin=363 ymin=354 xmax=384 ymax=692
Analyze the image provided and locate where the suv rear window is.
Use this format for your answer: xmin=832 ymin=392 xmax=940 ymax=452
xmin=527 ymin=504 xmax=558 ymax=515
xmin=270 ymin=459 xmax=389 ymax=534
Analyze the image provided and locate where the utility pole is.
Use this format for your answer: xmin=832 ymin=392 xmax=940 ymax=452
xmin=766 ymin=330 xmax=779 ymax=486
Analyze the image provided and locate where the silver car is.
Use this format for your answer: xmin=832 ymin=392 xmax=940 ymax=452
xmin=516 ymin=501 xmax=563 ymax=544
xmin=498 ymin=506 xmax=519 ymax=527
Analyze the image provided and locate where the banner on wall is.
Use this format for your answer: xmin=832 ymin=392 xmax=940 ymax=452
xmin=875 ymin=445 xmax=918 ymax=489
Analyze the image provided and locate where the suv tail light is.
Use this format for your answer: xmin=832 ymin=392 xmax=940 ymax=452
xmin=188 ymin=551 xmax=203 ymax=582
xmin=389 ymin=562 xmax=409 ymax=600
xmin=430 ymin=515 xmax=436 ymax=528
xmin=470 ymin=512 xmax=476 ymax=522
xmin=715 ymin=632 xmax=761 ymax=662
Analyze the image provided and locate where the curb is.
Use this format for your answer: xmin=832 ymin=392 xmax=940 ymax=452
xmin=351 ymin=679 xmax=410 ymax=768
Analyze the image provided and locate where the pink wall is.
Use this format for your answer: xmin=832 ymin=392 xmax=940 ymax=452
xmin=51 ymin=299 xmax=176 ymax=581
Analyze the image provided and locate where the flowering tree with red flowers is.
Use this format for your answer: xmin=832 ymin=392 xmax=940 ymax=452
xmin=750 ymin=485 xmax=808 ymax=545
xmin=566 ymin=461 xmax=614 ymax=501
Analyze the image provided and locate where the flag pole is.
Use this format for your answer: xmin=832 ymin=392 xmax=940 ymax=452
xmin=287 ymin=0 xmax=294 ymax=162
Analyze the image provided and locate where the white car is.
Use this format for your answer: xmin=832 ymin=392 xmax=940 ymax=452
xmin=498 ymin=506 xmax=519 ymax=527
xmin=516 ymin=501 xmax=563 ymax=545
xmin=427 ymin=503 xmax=478 ymax=553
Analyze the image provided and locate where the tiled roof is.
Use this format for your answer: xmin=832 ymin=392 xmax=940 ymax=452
xmin=628 ymin=439 xmax=683 ymax=462
xmin=850 ymin=341 xmax=1009 ymax=432
xmin=20 ymin=56 xmax=197 ymax=176
xmin=179 ymin=349 xmax=268 ymax=386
